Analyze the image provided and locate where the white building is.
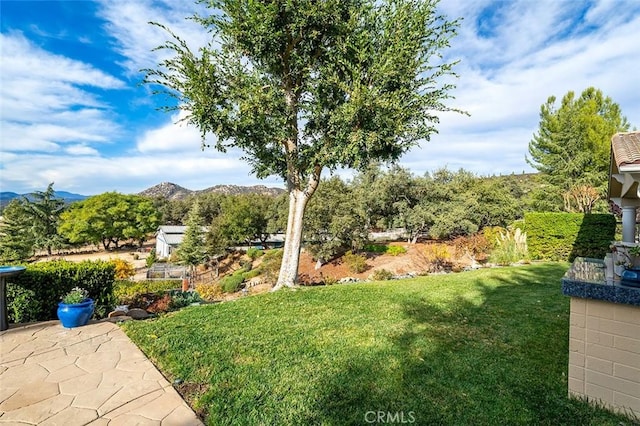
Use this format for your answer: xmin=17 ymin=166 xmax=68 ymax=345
xmin=155 ymin=226 xmax=188 ymax=258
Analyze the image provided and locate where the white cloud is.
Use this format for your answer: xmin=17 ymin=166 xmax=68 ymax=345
xmin=96 ymin=0 xmax=212 ymax=76
xmin=0 ymin=32 xmax=125 ymax=152
xmin=136 ymin=110 xmax=216 ymax=153
xmin=0 ymin=32 xmax=124 ymax=89
xmin=65 ymin=145 xmax=100 ymax=156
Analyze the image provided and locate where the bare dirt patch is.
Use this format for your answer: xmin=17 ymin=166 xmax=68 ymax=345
xmin=296 ymin=242 xmax=467 ymax=285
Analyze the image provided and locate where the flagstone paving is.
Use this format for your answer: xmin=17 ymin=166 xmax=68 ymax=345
xmin=0 ymin=320 xmax=203 ymax=425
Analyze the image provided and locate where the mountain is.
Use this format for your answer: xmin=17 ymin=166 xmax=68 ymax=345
xmin=0 ymin=190 xmax=88 ymax=209
xmin=138 ymin=182 xmax=285 ymax=200
xmin=138 ymin=182 xmax=193 ymax=200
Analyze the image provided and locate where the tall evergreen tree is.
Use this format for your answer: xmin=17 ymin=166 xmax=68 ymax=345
xmin=0 ymin=200 xmax=34 ymax=262
xmin=527 ymin=87 xmax=630 ymax=211
xmin=22 ymin=183 xmax=65 ymax=256
xmin=176 ymin=201 xmax=207 ymax=275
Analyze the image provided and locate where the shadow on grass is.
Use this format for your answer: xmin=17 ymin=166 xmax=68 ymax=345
xmin=305 ymin=263 xmax=628 ymax=425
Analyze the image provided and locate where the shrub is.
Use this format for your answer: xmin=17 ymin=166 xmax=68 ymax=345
xmin=364 ymin=244 xmax=406 ymax=256
xmin=490 ymin=228 xmax=528 ymax=265
xmin=343 ymin=251 xmax=367 ymax=273
xmin=240 ymin=259 xmax=253 ymax=271
xmin=146 ymin=294 xmax=172 ymax=313
xmin=113 ymin=279 xmax=180 ymax=304
xmin=323 ymin=275 xmax=338 ymax=285
xmin=243 ymin=269 xmax=261 ymax=280
xmin=111 ymin=258 xmax=136 ymax=280
xmin=453 ymin=232 xmax=492 ymax=260
xmin=146 ymin=248 xmax=157 ymax=267
xmin=364 ymin=244 xmax=387 ymax=254
xmin=246 ymin=247 xmax=264 ymax=260
xmin=482 ymin=227 xmax=506 ymax=250
xmin=371 ymin=269 xmax=394 ymax=281
xmin=220 ymin=271 xmax=245 ymax=293
xmin=386 ymin=245 xmax=406 ymax=256
xmin=5 ymin=285 xmax=38 ymax=324
xmin=168 ymin=290 xmax=202 ymax=309
xmin=195 ymin=283 xmax=223 ymax=301
xmin=8 ymin=260 xmax=116 ymax=322
xmin=423 ymin=243 xmax=451 ymax=271
xmin=525 ymin=213 xmax=615 ymax=261
xmin=260 ymin=249 xmax=283 ymax=284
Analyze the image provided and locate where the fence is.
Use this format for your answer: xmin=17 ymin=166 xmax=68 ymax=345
xmin=146 ymin=263 xmax=188 ymax=280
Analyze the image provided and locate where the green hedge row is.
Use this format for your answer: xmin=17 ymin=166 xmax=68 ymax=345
xmin=525 ymin=213 xmax=615 ymax=261
xmin=6 ymin=260 xmax=117 ymax=323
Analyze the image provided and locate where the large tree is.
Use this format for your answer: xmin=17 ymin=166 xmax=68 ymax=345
xmin=59 ymin=192 xmax=160 ymax=249
xmin=0 ymin=200 xmax=35 ymax=262
xmin=527 ymin=87 xmax=630 ymax=211
xmin=145 ymin=0 xmax=461 ymax=288
xmin=22 ymin=183 xmax=66 ymax=256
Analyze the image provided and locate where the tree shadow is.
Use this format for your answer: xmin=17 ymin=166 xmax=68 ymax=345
xmin=304 ymin=264 xmax=621 ymax=425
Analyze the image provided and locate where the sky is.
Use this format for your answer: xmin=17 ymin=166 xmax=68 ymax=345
xmin=1 ymin=0 xmax=639 ymax=196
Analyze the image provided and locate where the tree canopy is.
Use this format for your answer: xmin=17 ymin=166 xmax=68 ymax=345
xmin=145 ymin=0 xmax=462 ymax=288
xmin=527 ymin=87 xmax=630 ymax=212
xmin=59 ymin=192 xmax=160 ymax=249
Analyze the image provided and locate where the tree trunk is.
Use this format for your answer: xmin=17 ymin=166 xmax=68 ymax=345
xmin=272 ymin=189 xmax=309 ymax=290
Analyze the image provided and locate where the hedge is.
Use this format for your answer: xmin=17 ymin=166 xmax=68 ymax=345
xmin=525 ymin=213 xmax=615 ymax=261
xmin=6 ymin=260 xmax=117 ymax=323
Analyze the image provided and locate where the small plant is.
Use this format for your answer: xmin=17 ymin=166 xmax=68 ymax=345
xmin=371 ymin=269 xmax=394 ymax=281
xmin=195 ymin=283 xmax=223 ymax=301
xmin=169 ymin=290 xmax=203 ymax=309
xmin=343 ymin=251 xmax=368 ymax=273
xmin=246 ymin=247 xmax=264 ymax=260
xmin=146 ymin=248 xmax=157 ymax=268
xmin=628 ymin=245 xmax=640 ymax=257
xmin=385 ymin=245 xmax=406 ymax=256
xmin=423 ymin=243 xmax=451 ymax=271
xmin=111 ymin=258 xmax=136 ymax=280
xmin=260 ymin=249 xmax=283 ymax=285
xmin=323 ymin=275 xmax=338 ymax=286
xmin=62 ymin=287 xmax=89 ymax=304
xmin=364 ymin=244 xmax=388 ymax=254
xmin=219 ymin=271 xmax=245 ymax=293
xmin=490 ymin=227 xmax=528 ymax=265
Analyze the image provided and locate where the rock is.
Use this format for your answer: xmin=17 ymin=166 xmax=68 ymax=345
xmin=104 ymin=315 xmax=132 ymax=323
xmin=108 ymin=310 xmax=127 ymax=318
xmin=127 ymin=308 xmax=150 ymax=320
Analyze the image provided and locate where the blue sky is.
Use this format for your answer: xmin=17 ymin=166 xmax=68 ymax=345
xmin=1 ymin=0 xmax=639 ymax=195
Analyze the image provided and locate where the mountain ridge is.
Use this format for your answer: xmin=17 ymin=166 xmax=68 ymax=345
xmin=138 ymin=182 xmax=286 ymax=200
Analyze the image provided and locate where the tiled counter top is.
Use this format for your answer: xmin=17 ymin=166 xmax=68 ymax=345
xmin=562 ymin=258 xmax=640 ymax=306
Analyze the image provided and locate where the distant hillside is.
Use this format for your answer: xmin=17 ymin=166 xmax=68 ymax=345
xmin=139 ymin=182 xmax=286 ymax=200
xmin=0 ymin=190 xmax=88 ymax=209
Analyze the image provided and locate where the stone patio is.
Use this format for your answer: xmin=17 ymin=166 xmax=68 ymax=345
xmin=0 ymin=320 xmax=203 ymax=425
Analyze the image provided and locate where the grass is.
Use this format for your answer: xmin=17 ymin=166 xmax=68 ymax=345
xmin=121 ymin=263 xmax=635 ymax=425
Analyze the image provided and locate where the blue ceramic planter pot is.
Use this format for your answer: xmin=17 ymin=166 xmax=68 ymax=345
xmin=57 ymin=298 xmax=94 ymax=328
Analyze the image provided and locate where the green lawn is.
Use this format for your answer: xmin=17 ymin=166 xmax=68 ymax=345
xmin=122 ymin=263 xmax=634 ymax=425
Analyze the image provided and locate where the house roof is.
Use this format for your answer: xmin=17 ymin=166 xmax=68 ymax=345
xmin=609 ymin=131 xmax=640 ymax=208
xmin=612 ymin=132 xmax=640 ymax=169
xmin=158 ymin=225 xmax=187 ymax=234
